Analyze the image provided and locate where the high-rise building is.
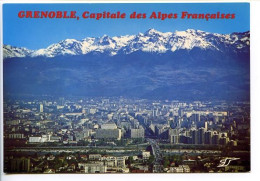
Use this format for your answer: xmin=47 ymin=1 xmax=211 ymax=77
xmin=178 ymin=109 xmax=184 ymax=117
xmin=152 ymin=109 xmax=158 ymax=117
xmin=204 ymin=121 xmax=208 ymax=131
xmin=179 ymin=135 xmax=191 ymax=144
xmin=155 ymin=125 xmax=169 ymax=139
xmin=170 ymin=135 xmax=179 ymax=144
xmin=191 ymin=129 xmax=198 ymax=144
xmin=219 ymin=137 xmax=229 ymax=145
xmin=205 ymin=130 xmax=213 ymax=144
xmin=212 ymin=131 xmax=220 ymax=145
xmin=191 ymin=113 xmax=200 ymax=122
xmin=198 ymin=128 xmax=205 ymax=144
xmin=59 ymin=97 xmax=65 ymax=106
xmin=169 ymin=128 xmax=179 ymax=144
xmin=39 ymin=104 xmax=43 ymax=112
xmin=169 ymin=128 xmax=179 ymax=136
xmin=196 ymin=113 xmax=201 ymax=122
xmin=130 ymin=127 xmax=145 ymax=138
xmin=149 ymin=124 xmax=155 ymax=134
xmin=101 ymin=123 xmax=117 ymax=129
xmin=95 ymin=129 xmax=121 ymax=140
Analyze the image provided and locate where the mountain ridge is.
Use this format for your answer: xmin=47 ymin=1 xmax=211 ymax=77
xmin=3 ymin=29 xmax=250 ymax=100
xmin=3 ymin=29 xmax=250 ymax=59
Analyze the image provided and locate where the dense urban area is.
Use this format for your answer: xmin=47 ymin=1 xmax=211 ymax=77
xmin=4 ymin=96 xmax=250 ymax=173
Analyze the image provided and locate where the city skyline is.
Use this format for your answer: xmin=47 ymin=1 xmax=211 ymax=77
xmin=3 ymin=96 xmax=250 ymax=173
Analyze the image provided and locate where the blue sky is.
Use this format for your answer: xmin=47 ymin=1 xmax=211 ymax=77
xmin=3 ymin=3 xmax=249 ymax=50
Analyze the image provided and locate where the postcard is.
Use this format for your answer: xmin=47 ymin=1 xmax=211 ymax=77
xmin=2 ymin=1 xmax=250 ymax=175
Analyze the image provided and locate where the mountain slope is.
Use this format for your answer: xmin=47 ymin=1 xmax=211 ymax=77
xmin=3 ymin=29 xmax=250 ymax=101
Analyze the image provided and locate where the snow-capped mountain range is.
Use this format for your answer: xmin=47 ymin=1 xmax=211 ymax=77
xmin=3 ymin=29 xmax=250 ymax=59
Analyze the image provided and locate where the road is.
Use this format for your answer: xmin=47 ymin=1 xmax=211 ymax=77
xmin=147 ymin=138 xmax=164 ymax=173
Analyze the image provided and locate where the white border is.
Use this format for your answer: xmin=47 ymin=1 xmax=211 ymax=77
xmin=1 ymin=1 xmax=259 ymax=181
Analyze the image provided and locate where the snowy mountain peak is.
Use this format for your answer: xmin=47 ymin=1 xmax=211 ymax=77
xmin=145 ymin=28 xmax=161 ymax=35
xmin=3 ymin=29 xmax=250 ymax=59
xmin=185 ymin=29 xmax=196 ymax=33
xmin=98 ymin=35 xmax=115 ymax=46
xmin=62 ymin=39 xmax=78 ymax=43
xmin=3 ymin=45 xmax=33 ymax=59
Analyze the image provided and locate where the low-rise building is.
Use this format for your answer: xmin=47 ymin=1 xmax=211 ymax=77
xmin=9 ymin=133 xmax=24 ymax=139
xmin=116 ymin=157 xmax=126 ymax=168
xmin=29 ymin=136 xmax=42 ymax=143
xmin=89 ymin=154 xmax=102 ymax=161
xmin=168 ymin=165 xmax=190 ymax=173
xmin=10 ymin=157 xmax=30 ymax=172
xmin=141 ymin=151 xmax=151 ymax=160
xmin=79 ymin=162 xmax=107 ymax=173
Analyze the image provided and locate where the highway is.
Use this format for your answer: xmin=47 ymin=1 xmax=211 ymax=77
xmin=147 ymin=138 xmax=164 ymax=173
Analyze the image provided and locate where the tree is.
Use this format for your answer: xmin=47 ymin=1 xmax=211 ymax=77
xmin=126 ymin=156 xmax=134 ymax=165
xmin=148 ymin=155 xmax=155 ymax=165
xmin=163 ymin=156 xmax=170 ymax=168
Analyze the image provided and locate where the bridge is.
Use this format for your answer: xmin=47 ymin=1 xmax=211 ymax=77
xmin=147 ymin=138 xmax=164 ymax=173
